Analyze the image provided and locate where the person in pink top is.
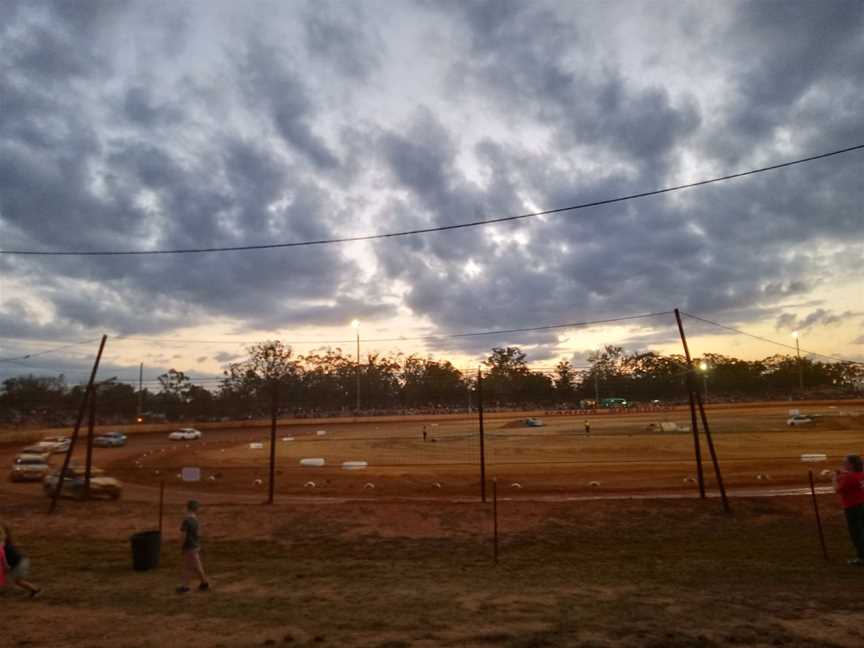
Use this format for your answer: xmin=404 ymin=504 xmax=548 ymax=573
xmin=832 ymin=454 xmax=864 ymax=566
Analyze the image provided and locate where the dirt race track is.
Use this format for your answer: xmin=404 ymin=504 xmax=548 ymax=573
xmin=3 ymin=400 xmax=863 ymax=503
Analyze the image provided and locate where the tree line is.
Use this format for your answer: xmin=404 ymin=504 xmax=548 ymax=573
xmin=2 ymin=343 xmax=862 ymax=425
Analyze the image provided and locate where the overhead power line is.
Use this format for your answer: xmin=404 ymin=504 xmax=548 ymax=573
xmin=112 ymin=311 xmax=671 ymax=345
xmin=2 ymin=144 xmax=862 ymax=256
xmin=0 ymin=311 xmax=670 ymax=358
xmin=681 ymin=312 xmax=864 ymax=366
xmin=0 ymin=338 xmax=101 ymax=363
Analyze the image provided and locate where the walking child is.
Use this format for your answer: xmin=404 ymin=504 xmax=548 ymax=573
xmin=177 ymin=500 xmax=210 ymax=593
xmin=1 ymin=524 xmax=42 ymax=598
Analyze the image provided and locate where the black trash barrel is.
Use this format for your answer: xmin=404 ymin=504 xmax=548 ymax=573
xmin=130 ymin=530 xmax=161 ymax=571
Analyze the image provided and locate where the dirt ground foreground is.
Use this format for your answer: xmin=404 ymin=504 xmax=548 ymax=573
xmin=2 ymin=402 xmax=863 ymax=646
xmin=2 ymin=488 xmax=864 ymax=648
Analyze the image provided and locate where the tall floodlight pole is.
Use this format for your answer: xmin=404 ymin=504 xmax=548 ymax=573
xmin=351 ymin=319 xmax=361 ymax=412
xmin=793 ymin=331 xmax=803 ymax=391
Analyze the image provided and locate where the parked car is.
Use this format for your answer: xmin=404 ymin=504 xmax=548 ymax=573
xmin=42 ymin=466 xmax=122 ymax=500
xmin=37 ymin=436 xmax=71 ymax=454
xmin=93 ymin=431 xmax=128 ymax=447
xmin=787 ymin=414 xmax=813 ymax=426
xmin=169 ymin=428 xmax=202 ymax=441
xmin=10 ymin=456 xmax=51 ymax=482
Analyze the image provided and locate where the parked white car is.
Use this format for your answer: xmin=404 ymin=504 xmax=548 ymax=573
xmin=169 ymin=428 xmax=202 ymax=441
xmin=787 ymin=414 xmax=813 ymax=426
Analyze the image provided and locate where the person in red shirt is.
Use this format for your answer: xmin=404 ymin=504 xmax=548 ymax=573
xmin=832 ymin=454 xmax=864 ymax=566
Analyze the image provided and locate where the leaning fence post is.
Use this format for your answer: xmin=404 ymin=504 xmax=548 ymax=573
xmin=808 ymin=470 xmax=829 ymax=562
xmin=493 ymin=478 xmax=499 ymax=564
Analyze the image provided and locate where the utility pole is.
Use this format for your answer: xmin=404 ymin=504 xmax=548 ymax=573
xmin=137 ymin=362 xmax=143 ymax=421
xmin=793 ymin=332 xmax=803 ymax=391
xmin=50 ymin=335 xmax=107 ymax=513
xmin=351 ymin=320 xmax=361 ymax=412
xmin=478 ymin=367 xmax=486 ymax=503
xmin=675 ymin=309 xmax=730 ymax=514
xmin=83 ymin=385 xmax=97 ymax=499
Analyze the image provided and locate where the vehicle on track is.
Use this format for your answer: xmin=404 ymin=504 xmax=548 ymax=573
xmin=37 ymin=436 xmax=71 ymax=453
xmin=42 ymin=466 xmax=122 ymax=500
xmin=787 ymin=414 xmax=813 ymax=426
xmin=10 ymin=455 xmax=52 ymax=482
xmin=525 ymin=417 xmax=545 ymax=427
xmin=93 ymin=431 xmax=128 ymax=447
xmin=599 ymin=398 xmax=629 ymax=408
xmin=19 ymin=446 xmax=53 ymax=459
xmin=169 ymin=428 xmax=202 ymax=441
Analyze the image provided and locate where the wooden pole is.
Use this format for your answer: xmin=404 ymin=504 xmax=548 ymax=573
xmin=685 ymin=389 xmax=704 ymax=498
xmin=268 ymin=382 xmax=278 ymax=505
xmin=158 ymin=479 xmax=165 ymax=535
xmin=137 ymin=362 xmax=144 ymax=420
xmin=808 ymin=470 xmax=829 ymax=562
xmin=83 ymin=386 xmax=97 ymax=499
xmin=493 ymin=478 xmax=499 ymax=564
xmin=50 ymin=335 xmax=107 ymax=513
xmin=674 ymin=310 xmax=705 ymax=498
xmin=693 ymin=387 xmax=731 ymax=514
xmin=478 ymin=368 xmax=486 ymax=503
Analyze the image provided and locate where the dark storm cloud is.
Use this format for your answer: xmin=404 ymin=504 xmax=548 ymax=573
xmin=237 ymin=38 xmax=340 ymax=171
xmin=1 ymin=0 xmax=862 ymax=366
xmin=362 ymin=0 xmax=863 ymax=361
xmin=0 ymin=1 xmax=395 ymax=339
xmin=775 ymin=309 xmax=861 ymax=333
xmin=707 ymin=0 xmax=864 ymax=160
xmin=302 ymin=1 xmax=382 ymax=80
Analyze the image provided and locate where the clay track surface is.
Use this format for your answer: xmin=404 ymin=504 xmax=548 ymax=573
xmin=2 ymin=400 xmax=861 ymax=504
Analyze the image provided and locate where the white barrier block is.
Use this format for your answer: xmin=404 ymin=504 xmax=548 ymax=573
xmin=801 ymin=453 xmax=827 ymax=462
xmin=341 ymin=461 xmax=368 ymax=470
xmin=300 ymin=458 xmax=325 ymax=467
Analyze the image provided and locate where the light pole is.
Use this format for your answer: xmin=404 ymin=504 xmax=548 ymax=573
xmin=792 ymin=331 xmax=803 ymax=390
xmin=351 ymin=319 xmax=361 ymax=412
xmin=699 ymin=361 xmax=709 ymax=401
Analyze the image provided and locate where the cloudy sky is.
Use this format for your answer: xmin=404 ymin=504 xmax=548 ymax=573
xmin=1 ymin=0 xmax=862 ymax=385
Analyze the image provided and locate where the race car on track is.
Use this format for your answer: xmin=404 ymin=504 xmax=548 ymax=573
xmin=42 ymin=466 xmax=122 ymax=500
xmin=93 ymin=431 xmax=128 ymax=447
xmin=10 ymin=455 xmax=52 ymax=482
xmin=36 ymin=436 xmax=71 ymax=454
xmin=169 ymin=428 xmax=202 ymax=441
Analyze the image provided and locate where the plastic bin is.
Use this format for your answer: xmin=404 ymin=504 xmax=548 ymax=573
xmin=130 ymin=530 xmax=161 ymax=571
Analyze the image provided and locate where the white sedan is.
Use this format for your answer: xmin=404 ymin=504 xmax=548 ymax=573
xmin=786 ymin=415 xmax=813 ymax=426
xmin=169 ymin=428 xmax=203 ymax=441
